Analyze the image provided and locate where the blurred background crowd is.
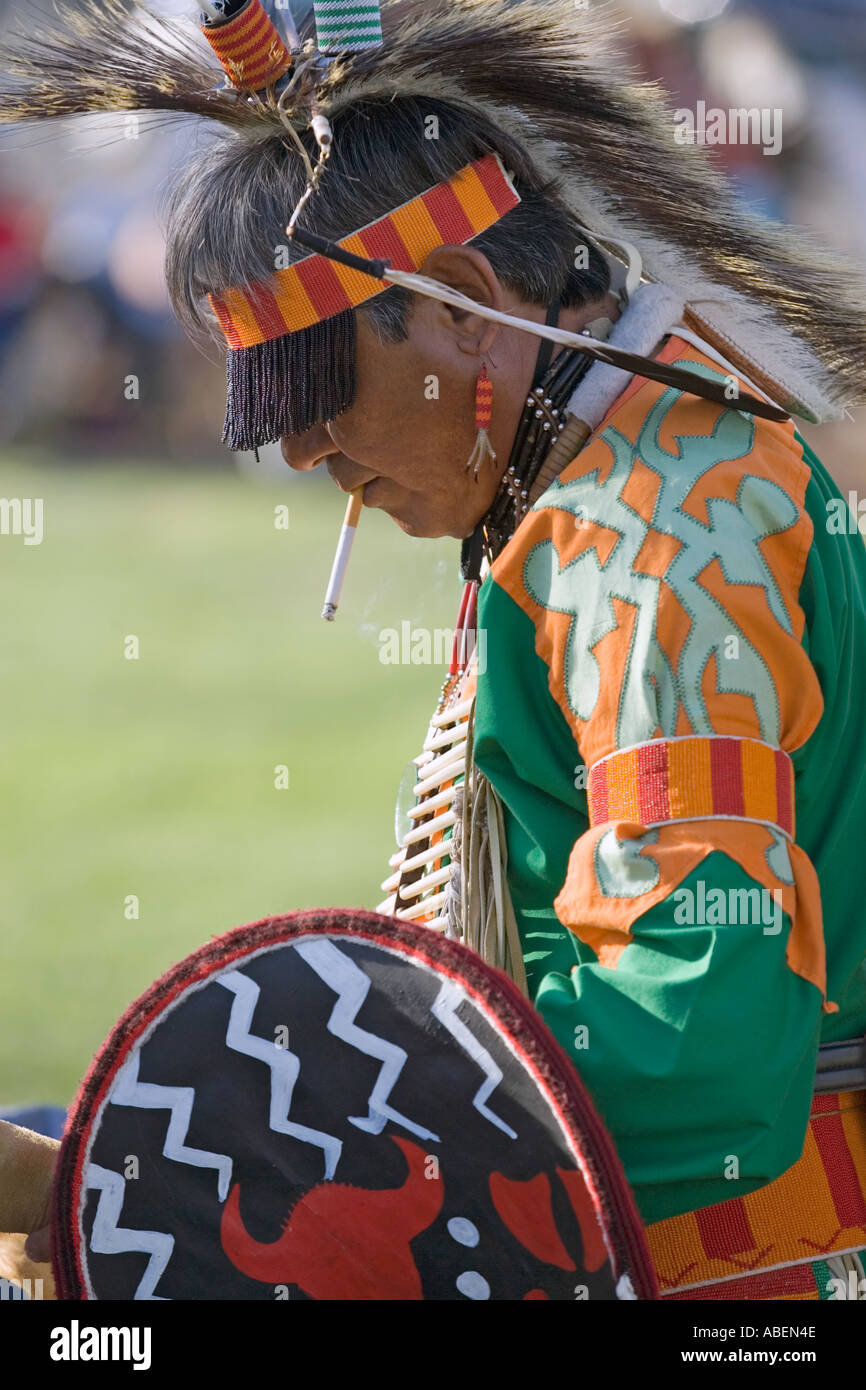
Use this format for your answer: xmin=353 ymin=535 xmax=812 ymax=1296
xmin=1 ymin=0 xmax=865 ymax=474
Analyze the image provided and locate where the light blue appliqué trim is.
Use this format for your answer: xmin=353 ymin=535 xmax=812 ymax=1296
xmin=523 ymin=375 xmax=799 ymax=748
xmin=593 ymin=826 xmax=661 ymax=898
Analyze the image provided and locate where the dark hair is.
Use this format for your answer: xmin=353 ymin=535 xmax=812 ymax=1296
xmin=165 ymin=93 xmax=610 ymax=446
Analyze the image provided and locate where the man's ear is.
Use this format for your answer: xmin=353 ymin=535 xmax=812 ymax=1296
xmin=417 ymin=244 xmax=504 ymax=357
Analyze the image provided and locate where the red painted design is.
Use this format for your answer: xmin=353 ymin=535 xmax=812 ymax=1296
xmin=220 ymin=1137 xmax=443 ymax=1300
xmin=489 ymin=1171 xmax=575 ymax=1271
xmin=556 ymin=1166 xmax=609 ymax=1272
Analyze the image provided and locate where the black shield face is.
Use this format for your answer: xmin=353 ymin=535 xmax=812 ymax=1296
xmin=52 ymin=910 xmax=656 ymax=1301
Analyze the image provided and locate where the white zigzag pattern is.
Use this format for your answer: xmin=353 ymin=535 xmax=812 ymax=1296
xmin=111 ymin=1052 xmax=233 ymax=1200
xmin=294 ymin=938 xmax=439 ymax=1141
xmin=431 ymin=981 xmax=517 ymax=1138
xmin=216 ymin=969 xmax=342 ymax=1180
xmin=86 ymin=1164 xmax=174 ymax=1301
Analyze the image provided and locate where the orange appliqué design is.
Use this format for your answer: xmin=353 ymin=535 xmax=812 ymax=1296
xmin=491 ymin=338 xmax=830 ymax=1004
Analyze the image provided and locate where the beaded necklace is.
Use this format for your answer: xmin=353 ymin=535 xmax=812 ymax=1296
xmin=462 ymin=299 xmax=602 ymax=576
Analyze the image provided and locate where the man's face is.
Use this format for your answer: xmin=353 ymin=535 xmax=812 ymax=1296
xmin=279 ymin=247 xmax=616 ymax=537
xmin=279 ymin=248 xmax=536 ymax=539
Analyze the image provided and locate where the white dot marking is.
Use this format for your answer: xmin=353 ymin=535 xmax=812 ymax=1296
xmin=447 ymin=1217 xmax=480 ymax=1248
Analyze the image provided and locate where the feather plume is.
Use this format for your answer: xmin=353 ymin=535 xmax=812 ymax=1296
xmin=0 ymin=0 xmax=257 ymax=127
xmin=321 ymin=0 xmax=866 ymax=421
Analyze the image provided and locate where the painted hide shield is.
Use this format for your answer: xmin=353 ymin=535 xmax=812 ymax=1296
xmin=52 ymin=910 xmax=657 ymax=1301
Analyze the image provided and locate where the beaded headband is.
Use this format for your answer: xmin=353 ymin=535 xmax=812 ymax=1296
xmin=210 ymin=154 xmax=520 ymax=350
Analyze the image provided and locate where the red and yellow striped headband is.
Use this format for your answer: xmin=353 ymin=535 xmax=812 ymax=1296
xmin=209 ymin=154 xmax=520 ymax=350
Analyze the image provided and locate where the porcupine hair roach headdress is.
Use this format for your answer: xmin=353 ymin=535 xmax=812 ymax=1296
xmin=2 ymin=0 xmax=865 ymax=452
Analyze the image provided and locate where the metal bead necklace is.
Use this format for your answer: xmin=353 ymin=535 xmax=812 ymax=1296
xmin=480 ymin=337 xmax=593 ymax=560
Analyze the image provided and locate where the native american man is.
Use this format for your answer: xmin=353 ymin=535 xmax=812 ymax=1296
xmin=1 ymin=0 xmax=866 ymax=1300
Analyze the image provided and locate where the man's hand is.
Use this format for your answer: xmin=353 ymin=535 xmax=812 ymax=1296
xmin=24 ymin=1225 xmax=52 ymax=1263
xmin=0 ymin=1119 xmax=59 ymax=1296
xmin=0 ymin=1118 xmax=59 ymax=1239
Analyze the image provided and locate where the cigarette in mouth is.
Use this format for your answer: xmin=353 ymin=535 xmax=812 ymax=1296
xmin=322 ymin=488 xmax=363 ymax=621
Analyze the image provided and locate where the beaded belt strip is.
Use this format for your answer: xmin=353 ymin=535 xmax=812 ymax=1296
xmin=648 ymin=1088 xmax=866 ymax=1299
xmin=588 ymin=735 xmax=795 ymax=839
xmin=210 ymin=154 xmax=519 ymax=348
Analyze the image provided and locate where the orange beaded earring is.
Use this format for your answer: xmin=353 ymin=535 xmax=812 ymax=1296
xmin=464 ymin=363 xmax=495 ymax=480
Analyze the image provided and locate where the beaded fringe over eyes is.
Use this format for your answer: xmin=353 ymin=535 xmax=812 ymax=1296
xmin=222 ymin=310 xmax=357 ymax=451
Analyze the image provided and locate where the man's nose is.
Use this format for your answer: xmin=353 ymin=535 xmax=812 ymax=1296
xmin=280 ymin=426 xmax=333 ymax=472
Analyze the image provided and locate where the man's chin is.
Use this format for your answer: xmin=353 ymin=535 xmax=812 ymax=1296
xmin=365 ymin=491 xmax=431 ymax=538
xmin=390 ymin=512 xmax=435 ymax=539
xmin=364 ymin=482 xmax=468 ymax=540
xmin=388 ymin=511 xmax=464 ymax=540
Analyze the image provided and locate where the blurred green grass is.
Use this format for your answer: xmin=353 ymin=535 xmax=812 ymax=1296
xmin=0 ymin=456 xmax=456 ymax=1104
